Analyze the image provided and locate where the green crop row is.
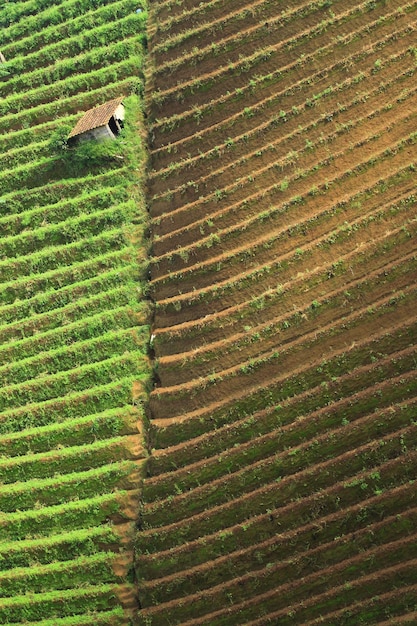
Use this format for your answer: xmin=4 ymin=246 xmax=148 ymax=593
xmin=0 ymin=461 xmax=137 ymax=512
xmin=0 ymin=407 xmax=137 ymax=457
xmin=0 ymin=582 xmax=120 ymax=623
xmin=1 ymin=0 xmax=141 ymax=55
xmin=0 ymin=437 xmax=136 ymax=483
xmin=1 ymin=36 xmax=143 ymax=99
xmin=0 ymin=186 xmax=128 ymax=237
xmin=0 ymin=0 xmax=148 ymax=622
xmin=0 ymin=491 xmax=126 ymax=542
xmin=0 ymin=168 xmax=130 ymax=216
xmin=0 ymin=56 xmax=143 ymax=117
xmin=0 ymin=265 xmax=136 ymax=325
xmin=0 ymin=303 xmax=143 ymax=362
xmin=0 ymin=139 xmax=52 ymax=170
xmin=0 ymin=249 xmax=135 ymax=307
xmin=0 ymin=201 xmax=135 ymax=259
xmin=0 ymin=352 xmax=145 ymax=412
xmin=2 ymin=15 xmax=145 ymax=80
xmin=0 ymin=327 xmax=144 ymax=386
xmin=0 ymin=284 xmax=142 ymax=345
xmin=0 ymin=524 xmax=120 ymax=571
xmin=0 ymin=0 xmax=128 ymax=36
xmin=0 ymin=377 xmax=137 ymax=434
xmin=0 ymin=229 xmax=131 ymax=284
xmin=0 ymin=0 xmax=67 ymax=29
xmin=0 ymin=551 xmax=120 ymax=597
xmin=0 ymin=115 xmax=76 ymax=154
xmin=0 ymin=76 xmax=139 ymax=136
xmin=2 ymin=607 xmax=126 ymax=626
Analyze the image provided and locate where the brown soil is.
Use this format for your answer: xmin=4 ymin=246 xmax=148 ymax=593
xmin=138 ymin=0 xmax=417 ymax=622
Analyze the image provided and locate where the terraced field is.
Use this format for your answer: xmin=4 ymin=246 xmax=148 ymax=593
xmin=138 ymin=0 xmax=417 ymax=623
xmin=0 ymin=1 xmax=149 ymax=624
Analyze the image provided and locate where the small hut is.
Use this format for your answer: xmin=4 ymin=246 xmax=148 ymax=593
xmin=68 ymin=97 xmax=125 ymax=144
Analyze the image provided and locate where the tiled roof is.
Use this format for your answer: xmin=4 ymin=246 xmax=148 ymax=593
xmin=68 ymin=97 xmax=124 ymax=138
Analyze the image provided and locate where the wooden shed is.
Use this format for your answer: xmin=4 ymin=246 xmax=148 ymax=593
xmin=68 ymin=97 xmax=125 ymax=143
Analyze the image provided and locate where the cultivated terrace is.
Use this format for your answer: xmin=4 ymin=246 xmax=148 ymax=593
xmin=138 ymin=0 xmax=417 ymax=624
xmin=1 ymin=0 xmax=417 ymax=625
xmin=0 ymin=1 xmax=150 ymax=625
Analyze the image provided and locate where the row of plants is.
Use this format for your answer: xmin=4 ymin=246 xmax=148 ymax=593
xmin=0 ymin=583 xmax=122 ymax=624
xmin=1 ymin=29 xmax=144 ymax=95
xmin=151 ymin=290 xmax=416 ymax=422
xmin=0 ymin=202 xmax=136 ymax=258
xmin=0 ymin=0 xmax=126 ymax=38
xmin=1 ymin=0 xmax=142 ymax=56
xmin=0 ymin=187 xmax=128 ymax=236
xmin=150 ymin=0 xmax=312 ymax=61
xmin=0 ymin=77 xmax=139 ymax=136
xmin=149 ymin=333 xmax=417 ymax=471
xmin=154 ymin=180 xmax=416 ymax=327
xmin=149 ymin=8 xmax=414 ymax=161
xmin=0 ymin=327 xmax=143 ymax=386
xmin=0 ymin=524 xmax=121 ymax=571
xmin=151 ymin=68 xmax=416 ymax=227
xmin=1 ymin=608 xmax=126 ymax=626
xmin=134 ymin=459 xmax=411 ymax=620
xmin=149 ymin=0 xmax=411 ymax=131
xmin=139 ymin=457 xmax=417 ymax=583
xmin=150 ymin=0 xmax=368 ymax=99
xmin=149 ymin=59 xmax=416 ymax=216
xmin=0 ymin=377 xmax=142 ymax=434
xmin=151 ymin=44 xmax=414 ymax=191
xmin=151 ymin=308 xmax=417 ymax=447
xmin=144 ymin=399 xmax=417 ymax=528
xmin=140 ymin=501 xmax=417 ymax=606
xmin=0 ymin=57 xmax=143 ymax=118
xmin=152 ymin=159 xmax=415 ymax=352
xmin=154 ymin=223 xmax=416 ymax=378
xmin=1 ymin=0 xmax=149 ymax=622
xmin=154 ymin=218 xmax=417 ymax=385
xmin=0 ymin=436 xmax=139 ymax=483
xmin=151 ymin=141 xmax=415 ymax=294
xmin=0 ymin=407 xmax=137 ymax=457
xmin=140 ymin=0 xmax=417 ymax=621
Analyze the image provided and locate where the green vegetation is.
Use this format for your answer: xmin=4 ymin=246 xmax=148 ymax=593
xmin=0 ymin=0 xmax=149 ymax=623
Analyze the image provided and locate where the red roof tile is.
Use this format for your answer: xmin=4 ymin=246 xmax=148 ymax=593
xmin=68 ymin=97 xmax=124 ymax=138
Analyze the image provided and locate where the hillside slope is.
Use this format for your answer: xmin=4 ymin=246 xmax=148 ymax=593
xmin=137 ymin=0 xmax=417 ymax=623
xmin=0 ymin=1 xmax=150 ymax=624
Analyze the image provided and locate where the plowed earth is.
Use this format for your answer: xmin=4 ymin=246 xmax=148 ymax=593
xmin=137 ymin=0 xmax=417 ymax=624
